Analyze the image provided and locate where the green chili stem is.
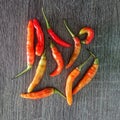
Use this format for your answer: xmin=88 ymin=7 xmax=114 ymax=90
xmin=64 ymin=20 xmax=75 ymax=38
xmin=86 ymin=49 xmax=96 ymax=58
xmin=42 ymin=8 xmax=51 ymax=29
xmin=54 ymin=88 xmax=66 ymax=99
xmin=94 ymin=58 xmax=99 ymax=65
xmin=12 ymin=65 xmax=32 ymax=80
xmin=77 ymin=55 xmax=91 ymax=70
xmin=41 ymin=50 xmax=46 ymax=58
xmin=86 ymin=49 xmax=99 ymax=65
xmin=50 ymin=41 xmax=55 ymax=48
xmin=86 ymin=49 xmax=99 ymax=64
xmin=81 ymin=41 xmax=86 ymax=44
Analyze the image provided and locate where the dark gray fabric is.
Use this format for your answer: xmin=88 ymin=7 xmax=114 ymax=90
xmin=0 ymin=0 xmax=120 ymax=120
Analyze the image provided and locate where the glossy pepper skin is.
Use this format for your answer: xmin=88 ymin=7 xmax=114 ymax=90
xmin=50 ymin=42 xmax=64 ymax=77
xmin=42 ymin=8 xmax=71 ymax=48
xmin=64 ymin=20 xmax=81 ymax=69
xmin=26 ymin=20 xmax=35 ymax=65
xmin=79 ymin=27 xmax=94 ymax=44
xmin=21 ymin=87 xmax=66 ymax=99
xmin=12 ymin=20 xmax=34 ymax=79
xmin=73 ymin=51 xmax=99 ymax=95
xmin=65 ymin=55 xmax=91 ymax=105
xmin=33 ymin=18 xmax=44 ymax=56
xmin=27 ymin=52 xmax=47 ymax=93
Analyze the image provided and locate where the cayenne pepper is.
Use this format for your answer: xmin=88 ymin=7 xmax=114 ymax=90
xmin=79 ymin=27 xmax=94 ymax=44
xmin=65 ymin=55 xmax=92 ymax=105
xmin=33 ymin=18 xmax=44 ymax=56
xmin=42 ymin=8 xmax=71 ymax=48
xmin=64 ymin=20 xmax=81 ymax=69
xmin=21 ymin=87 xmax=66 ymax=99
xmin=13 ymin=20 xmax=34 ymax=79
xmin=73 ymin=50 xmax=99 ymax=95
xmin=50 ymin=41 xmax=64 ymax=77
xmin=27 ymin=52 xmax=47 ymax=93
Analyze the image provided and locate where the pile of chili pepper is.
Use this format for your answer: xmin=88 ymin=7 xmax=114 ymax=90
xmin=13 ymin=8 xmax=99 ymax=106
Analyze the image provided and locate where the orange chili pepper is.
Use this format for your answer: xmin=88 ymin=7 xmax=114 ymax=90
xmin=73 ymin=51 xmax=99 ymax=95
xmin=64 ymin=20 xmax=81 ymax=69
xmin=21 ymin=87 xmax=66 ymax=100
xmin=12 ymin=20 xmax=34 ymax=79
xmin=65 ymin=55 xmax=91 ymax=105
xmin=27 ymin=52 xmax=47 ymax=93
xmin=50 ymin=42 xmax=64 ymax=77
xmin=79 ymin=27 xmax=94 ymax=44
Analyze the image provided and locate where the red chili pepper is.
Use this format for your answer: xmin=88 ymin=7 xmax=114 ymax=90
xmin=79 ymin=27 xmax=94 ymax=44
xmin=50 ymin=42 xmax=64 ymax=77
xmin=41 ymin=8 xmax=71 ymax=48
xmin=65 ymin=55 xmax=91 ymax=105
xmin=21 ymin=87 xmax=66 ymax=99
xmin=73 ymin=51 xmax=99 ymax=95
xmin=27 ymin=52 xmax=47 ymax=93
xmin=33 ymin=18 xmax=44 ymax=56
xmin=64 ymin=20 xmax=81 ymax=69
xmin=12 ymin=20 xmax=35 ymax=79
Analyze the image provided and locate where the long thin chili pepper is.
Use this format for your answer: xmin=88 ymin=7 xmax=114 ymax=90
xmin=33 ymin=18 xmax=44 ymax=56
xmin=21 ymin=87 xmax=66 ymax=99
xmin=50 ymin=41 xmax=64 ymax=77
xmin=64 ymin=20 xmax=81 ymax=69
xmin=73 ymin=51 xmax=99 ymax=95
xmin=27 ymin=52 xmax=47 ymax=93
xmin=65 ymin=55 xmax=91 ymax=106
xmin=78 ymin=27 xmax=94 ymax=44
xmin=42 ymin=8 xmax=71 ymax=48
xmin=12 ymin=20 xmax=34 ymax=79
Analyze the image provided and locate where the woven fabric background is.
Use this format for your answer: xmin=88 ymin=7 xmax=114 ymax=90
xmin=0 ymin=0 xmax=120 ymax=120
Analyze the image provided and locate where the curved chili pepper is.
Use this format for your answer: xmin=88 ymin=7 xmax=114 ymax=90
xmin=73 ymin=51 xmax=99 ymax=95
xmin=42 ymin=8 xmax=71 ymax=48
xmin=79 ymin=27 xmax=94 ymax=44
xmin=33 ymin=18 xmax=44 ymax=56
xmin=21 ymin=87 xmax=66 ymax=99
xmin=64 ymin=20 xmax=81 ymax=69
xmin=12 ymin=20 xmax=34 ymax=79
xmin=65 ymin=55 xmax=91 ymax=106
xmin=50 ymin=42 xmax=64 ymax=77
xmin=27 ymin=52 xmax=47 ymax=93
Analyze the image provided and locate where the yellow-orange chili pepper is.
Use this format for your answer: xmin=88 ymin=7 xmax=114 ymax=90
xmin=27 ymin=52 xmax=47 ymax=93
xmin=73 ymin=51 xmax=99 ymax=95
xmin=21 ymin=87 xmax=66 ymax=99
xmin=64 ymin=20 xmax=81 ymax=69
xmin=65 ymin=55 xmax=91 ymax=105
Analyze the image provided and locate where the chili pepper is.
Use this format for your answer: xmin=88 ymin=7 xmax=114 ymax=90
xmin=64 ymin=20 xmax=81 ymax=69
xmin=12 ymin=20 xmax=34 ymax=79
xmin=65 ymin=55 xmax=91 ymax=105
xmin=78 ymin=27 xmax=94 ymax=44
xmin=50 ymin=41 xmax=64 ymax=77
xmin=21 ymin=87 xmax=66 ymax=99
xmin=33 ymin=18 xmax=44 ymax=56
xmin=73 ymin=50 xmax=99 ymax=95
xmin=27 ymin=52 xmax=47 ymax=93
xmin=41 ymin=8 xmax=71 ymax=48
